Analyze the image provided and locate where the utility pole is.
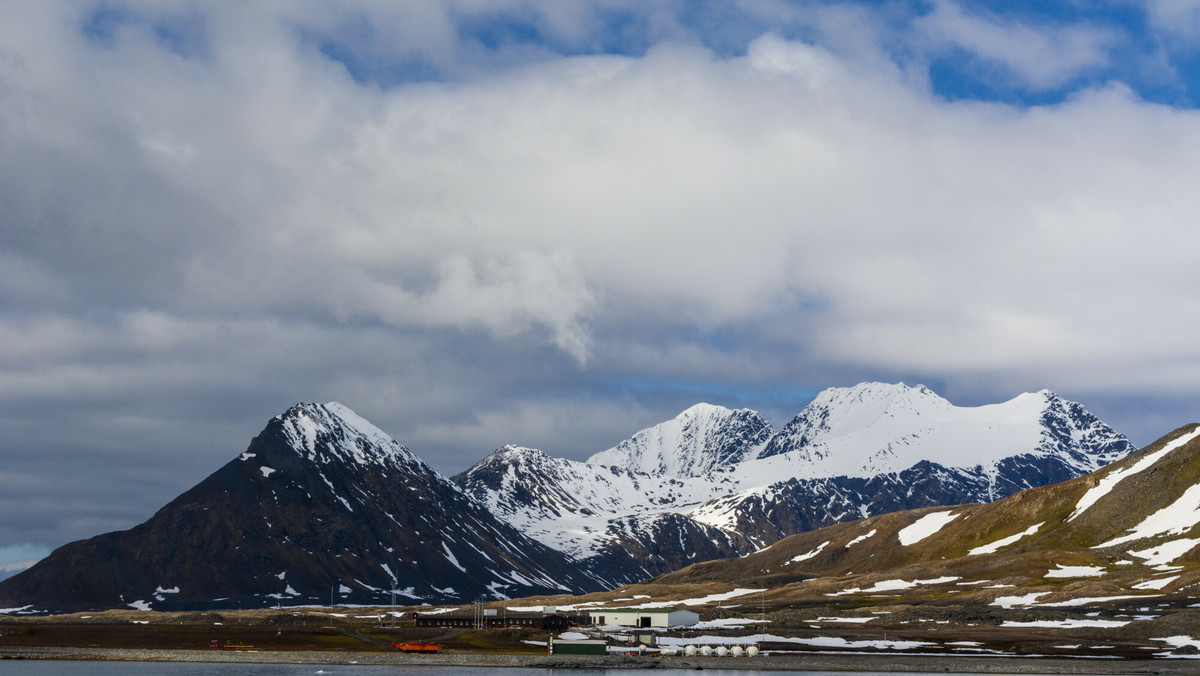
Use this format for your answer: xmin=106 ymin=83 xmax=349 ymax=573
xmin=326 ymin=584 xmax=336 ymax=629
xmin=759 ymin=587 xmax=765 ymax=646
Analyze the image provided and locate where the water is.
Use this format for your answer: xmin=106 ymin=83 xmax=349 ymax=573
xmin=0 ymin=665 xmax=873 ymax=676
xmin=0 ymin=663 xmax=1120 ymax=676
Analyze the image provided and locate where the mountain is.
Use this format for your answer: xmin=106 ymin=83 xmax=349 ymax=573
xmin=0 ymin=403 xmax=601 ymax=613
xmin=653 ymin=422 xmax=1200 ymax=604
xmin=456 ymin=383 xmax=1134 ymax=584
xmin=587 ymin=403 xmax=775 ymax=476
xmin=502 ymin=424 xmax=1200 ymax=660
xmin=0 ymin=384 xmax=1137 ymax=613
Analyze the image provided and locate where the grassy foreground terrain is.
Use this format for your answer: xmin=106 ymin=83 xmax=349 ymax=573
xmin=3 ymin=601 xmax=1200 ymax=673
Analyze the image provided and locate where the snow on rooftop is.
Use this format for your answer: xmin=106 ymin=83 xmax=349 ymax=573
xmin=1070 ymin=426 xmax=1200 ymax=522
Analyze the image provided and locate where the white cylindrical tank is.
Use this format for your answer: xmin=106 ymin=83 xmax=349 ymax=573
xmin=716 ymin=646 xmax=729 ymax=657
xmin=747 ymin=646 xmax=760 ymax=657
xmin=700 ymin=645 xmax=713 ymax=656
xmin=731 ymin=645 xmax=744 ymax=657
xmin=684 ymin=645 xmax=697 ymax=656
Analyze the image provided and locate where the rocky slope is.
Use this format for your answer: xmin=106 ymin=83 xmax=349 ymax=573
xmin=0 ymin=403 xmax=601 ymax=613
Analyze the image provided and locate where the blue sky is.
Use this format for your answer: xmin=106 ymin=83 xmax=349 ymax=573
xmin=4 ymin=0 xmax=1200 ymax=576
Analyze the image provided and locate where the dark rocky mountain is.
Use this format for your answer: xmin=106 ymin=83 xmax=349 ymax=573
xmin=0 ymin=403 xmax=600 ymax=613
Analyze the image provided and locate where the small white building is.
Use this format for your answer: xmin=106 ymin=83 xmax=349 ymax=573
xmin=592 ymin=608 xmax=699 ymax=628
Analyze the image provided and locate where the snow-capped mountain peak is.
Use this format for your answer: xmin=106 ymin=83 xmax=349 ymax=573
xmin=757 ymin=382 xmax=948 ymax=459
xmin=586 ymin=403 xmax=774 ymax=477
xmin=457 ymin=382 xmax=1135 ymax=585
xmin=275 ymin=402 xmax=418 ymax=468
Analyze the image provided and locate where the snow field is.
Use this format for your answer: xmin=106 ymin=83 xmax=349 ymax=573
xmin=897 ymin=510 xmax=959 ymax=546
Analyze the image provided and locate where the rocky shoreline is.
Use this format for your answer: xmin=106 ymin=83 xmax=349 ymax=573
xmin=2 ymin=646 xmax=1199 ymax=673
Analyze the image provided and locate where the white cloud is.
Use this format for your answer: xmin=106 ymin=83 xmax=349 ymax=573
xmin=5 ymin=1 xmax=1200 ymax=550
xmin=5 ymin=5 xmax=1200 ymax=390
xmin=915 ymin=1 xmax=1118 ymax=89
xmin=4 ymin=5 xmax=1200 ymax=393
xmin=1144 ymin=0 xmax=1200 ymax=44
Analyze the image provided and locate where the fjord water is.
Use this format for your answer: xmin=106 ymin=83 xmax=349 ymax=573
xmin=0 ymin=665 xmax=782 ymax=676
xmin=0 ymin=665 xmax=1112 ymax=676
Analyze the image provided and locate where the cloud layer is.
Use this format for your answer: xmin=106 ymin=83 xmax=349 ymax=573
xmin=4 ymin=1 xmax=1200 ymax=567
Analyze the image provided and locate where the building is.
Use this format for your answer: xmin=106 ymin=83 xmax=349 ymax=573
xmin=550 ymin=638 xmax=607 ymax=655
xmin=590 ymin=608 xmax=699 ymax=628
xmin=412 ymin=612 xmax=577 ymax=631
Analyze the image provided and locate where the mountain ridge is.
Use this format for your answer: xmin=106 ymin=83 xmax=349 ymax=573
xmin=0 ymin=382 xmax=1137 ymax=612
xmin=456 ymin=382 xmax=1134 ymax=582
xmin=650 ymin=422 xmax=1200 ymax=595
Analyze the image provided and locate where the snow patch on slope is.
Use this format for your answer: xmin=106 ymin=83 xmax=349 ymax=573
xmin=1070 ymin=426 xmax=1200 ymax=521
xmin=969 ymin=522 xmax=1042 ymax=555
xmin=1096 ymin=482 xmax=1200 ymax=548
xmin=897 ymin=511 xmax=959 ymax=546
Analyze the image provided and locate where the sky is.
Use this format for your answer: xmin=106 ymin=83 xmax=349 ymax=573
xmin=4 ymin=0 xmax=1200 ymax=578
